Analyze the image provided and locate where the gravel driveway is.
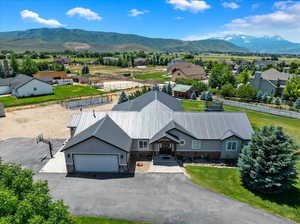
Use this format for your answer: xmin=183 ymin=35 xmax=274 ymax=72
xmin=35 ymin=173 xmax=292 ymax=224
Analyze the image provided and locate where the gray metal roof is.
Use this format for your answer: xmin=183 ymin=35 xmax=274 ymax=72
xmin=10 ymin=74 xmax=33 ymax=89
xmin=63 ymin=115 xmax=132 ymax=152
xmin=112 ymin=90 xmax=184 ymax=112
xmin=261 ymin=69 xmax=290 ymax=81
xmin=0 ymin=77 xmax=13 ymax=86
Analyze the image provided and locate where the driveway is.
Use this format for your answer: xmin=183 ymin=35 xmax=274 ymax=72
xmin=0 ymin=138 xmax=64 ymax=172
xmin=35 ymin=173 xmax=291 ymax=224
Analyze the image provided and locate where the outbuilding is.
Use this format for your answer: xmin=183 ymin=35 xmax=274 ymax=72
xmin=172 ymin=84 xmax=196 ymax=99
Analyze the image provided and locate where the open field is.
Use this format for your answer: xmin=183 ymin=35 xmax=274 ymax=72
xmin=75 ymin=216 xmax=149 ymax=224
xmin=133 ymin=72 xmax=170 ymax=82
xmin=0 ymin=85 xmax=104 ymax=107
xmin=67 ymin=65 xmax=167 ymax=76
xmin=185 ymin=162 xmax=300 ymax=223
xmin=181 ymin=100 xmax=300 ymax=144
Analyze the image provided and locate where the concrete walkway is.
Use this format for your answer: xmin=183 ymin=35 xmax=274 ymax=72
xmin=40 ymin=150 xmax=67 ymax=173
xmin=148 ymin=162 xmax=184 ymax=173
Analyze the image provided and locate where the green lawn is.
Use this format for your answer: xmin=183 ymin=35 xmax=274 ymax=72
xmin=134 ymin=72 xmax=170 ymax=82
xmin=75 ymin=216 xmax=149 ymax=224
xmin=185 ymin=165 xmax=300 ymax=223
xmin=181 ymin=100 xmax=300 ymax=144
xmin=0 ymin=85 xmax=104 ymax=107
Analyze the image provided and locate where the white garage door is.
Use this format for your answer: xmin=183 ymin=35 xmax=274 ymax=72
xmin=73 ymin=154 xmax=119 ymax=172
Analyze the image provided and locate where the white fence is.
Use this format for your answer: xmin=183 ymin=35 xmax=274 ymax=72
xmin=62 ymin=96 xmax=111 ymax=110
xmin=96 ymin=81 xmax=144 ymax=91
xmin=219 ymin=99 xmax=300 ymax=119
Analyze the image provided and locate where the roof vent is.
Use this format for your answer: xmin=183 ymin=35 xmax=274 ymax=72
xmin=93 ymin=110 xmax=96 ymax=118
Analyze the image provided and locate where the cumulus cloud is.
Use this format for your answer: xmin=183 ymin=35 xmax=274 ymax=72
xmin=128 ymin=9 xmax=149 ymax=17
xmin=167 ymin=0 xmax=211 ymax=13
xmin=222 ymin=2 xmax=239 ymax=9
xmin=20 ymin=10 xmax=63 ymax=27
xmin=66 ymin=7 xmax=102 ymax=21
xmin=224 ymin=1 xmax=300 ymax=42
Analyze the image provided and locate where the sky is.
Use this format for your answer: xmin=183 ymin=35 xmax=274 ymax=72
xmin=1 ymin=0 xmax=300 ymax=43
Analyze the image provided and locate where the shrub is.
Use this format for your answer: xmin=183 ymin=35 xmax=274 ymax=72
xmin=200 ymin=92 xmax=206 ymax=100
xmin=274 ymin=97 xmax=281 ymax=105
xmin=220 ymin=83 xmax=235 ymax=97
xmin=118 ymin=91 xmax=128 ymax=104
xmin=205 ymin=91 xmax=213 ymax=101
xmin=262 ymin=94 xmax=268 ymax=103
xmin=294 ymin=98 xmax=300 ymax=109
xmin=256 ymin=91 xmax=263 ymax=102
xmin=238 ymin=126 xmax=297 ymax=193
xmin=191 ymin=92 xmax=197 ymax=100
xmin=235 ymin=85 xmax=257 ymax=100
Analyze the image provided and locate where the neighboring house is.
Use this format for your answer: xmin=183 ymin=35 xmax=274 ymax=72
xmin=63 ymin=90 xmax=253 ymax=173
xmin=250 ymin=68 xmax=290 ymax=96
xmin=0 ymin=78 xmax=13 ymax=94
xmin=168 ymin=62 xmax=206 ymax=81
xmin=0 ymin=104 xmax=5 ymax=117
xmin=253 ymin=60 xmax=280 ymax=70
xmin=134 ymin=58 xmax=147 ymax=67
xmin=167 ymin=58 xmax=185 ymax=67
xmin=33 ymin=71 xmax=67 ymax=80
xmin=172 ymin=84 xmax=196 ymax=99
xmin=8 ymin=74 xmax=53 ymax=98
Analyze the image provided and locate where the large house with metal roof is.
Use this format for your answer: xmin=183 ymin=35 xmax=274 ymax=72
xmin=63 ymin=91 xmax=253 ymax=173
xmin=0 ymin=74 xmax=53 ymax=97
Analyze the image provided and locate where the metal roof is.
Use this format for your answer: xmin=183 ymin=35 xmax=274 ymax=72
xmin=63 ymin=115 xmax=132 ymax=152
xmin=172 ymin=84 xmax=193 ymax=92
xmin=9 ymin=74 xmax=51 ymax=90
xmin=0 ymin=78 xmax=13 ymax=86
xmin=261 ymin=69 xmax=290 ymax=81
xmin=112 ymin=90 xmax=184 ymax=112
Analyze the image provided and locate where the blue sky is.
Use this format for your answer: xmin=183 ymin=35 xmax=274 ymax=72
xmin=1 ymin=0 xmax=300 ymax=42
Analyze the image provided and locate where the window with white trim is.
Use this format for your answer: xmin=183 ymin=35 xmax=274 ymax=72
xmin=180 ymin=139 xmax=185 ymax=146
xmin=192 ymin=140 xmax=201 ymax=149
xmin=226 ymin=141 xmax=238 ymax=152
xmin=138 ymin=140 xmax=148 ymax=150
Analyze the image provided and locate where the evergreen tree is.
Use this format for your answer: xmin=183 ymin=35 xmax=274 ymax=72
xmin=191 ymin=91 xmax=197 ymax=100
xmin=274 ymin=97 xmax=281 ymax=105
xmin=294 ymin=98 xmax=300 ymax=109
xmin=167 ymin=82 xmax=172 ymax=95
xmin=205 ymin=91 xmax=213 ymax=101
xmin=118 ymin=91 xmax=128 ymax=104
xmin=200 ymin=92 xmax=206 ymax=100
xmin=238 ymin=126 xmax=297 ymax=193
xmin=81 ymin=65 xmax=89 ymax=75
xmin=10 ymin=54 xmax=19 ymax=74
xmin=274 ymin=79 xmax=282 ymax=97
xmin=161 ymin=85 xmax=167 ymax=93
xmin=262 ymin=94 xmax=268 ymax=103
xmin=152 ymin=83 xmax=159 ymax=91
xmin=256 ymin=91 xmax=263 ymax=102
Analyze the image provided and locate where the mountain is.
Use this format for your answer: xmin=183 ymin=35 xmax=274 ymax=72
xmin=0 ymin=28 xmax=247 ymax=53
xmin=214 ymin=34 xmax=300 ymax=54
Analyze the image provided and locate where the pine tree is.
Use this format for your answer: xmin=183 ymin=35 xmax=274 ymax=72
xmin=238 ymin=126 xmax=297 ymax=193
xmin=10 ymin=54 xmax=19 ymax=74
xmin=22 ymin=57 xmax=38 ymax=76
xmin=152 ymin=83 xmax=159 ymax=91
xmin=167 ymin=82 xmax=172 ymax=95
xmin=205 ymin=91 xmax=213 ymax=101
xmin=81 ymin=65 xmax=89 ymax=75
xmin=200 ymin=92 xmax=206 ymax=100
xmin=274 ymin=97 xmax=281 ymax=105
xmin=191 ymin=92 xmax=197 ymax=100
xmin=118 ymin=91 xmax=128 ymax=104
xmin=161 ymin=85 xmax=167 ymax=93
xmin=294 ymin=98 xmax=300 ymax=109
xmin=256 ymin=91 xmax=263 ymax=102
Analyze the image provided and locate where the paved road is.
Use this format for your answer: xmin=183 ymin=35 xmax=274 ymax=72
xmin=35 ymin=173 xmax=292 ymax=224
xmin=0 ymin=138 xmax=64 ymax=172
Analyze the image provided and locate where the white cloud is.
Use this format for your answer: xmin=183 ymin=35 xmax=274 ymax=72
xmin=167 ymin=0 xmax=211 ymax=13
xmin=175 ymin=16 xmax=184 ymax=20
xmin=128 ymin=9 xmax=149 ymax=17
xmin=20 ymin=10 xmax=63 ymax=27
xmin=183 ymin=31 xmax=244 ymax=41
xmin=66 ymin=7 xmax=102 ymax=21
xmin=222 ymin=2 xmax=239 ymax=9
xmin=224 ymin=1 xmax=300 ymax=42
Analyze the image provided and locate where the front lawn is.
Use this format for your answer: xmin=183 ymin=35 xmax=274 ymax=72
xmin=181 ymin=100 xmax=300 ymax=144
xmin=185 ymin=165 xmax=300 ymax=223
xmin=0 ymin=85 xmax=105 ymax=107
xmin=133 ymin=72 xmax=170 ymax=82
xmin=75 ymin=216 xmax=149 ymax=224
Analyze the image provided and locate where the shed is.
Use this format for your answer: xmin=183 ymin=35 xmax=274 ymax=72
xmin=172 ymin=84 xmax=196 ymax=99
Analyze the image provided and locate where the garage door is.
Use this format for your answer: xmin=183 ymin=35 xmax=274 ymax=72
xmin=73 ymin=154 xmax=119 ymax=172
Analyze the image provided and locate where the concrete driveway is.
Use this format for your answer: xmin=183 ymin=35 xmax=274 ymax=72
xmin=35 ymin=173 xmax=291 ymax=224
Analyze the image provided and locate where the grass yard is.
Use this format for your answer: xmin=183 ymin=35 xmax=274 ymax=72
xmin=0 ymin=85 xmax=104 ymax=107
xmin=181 ymin=100 xmax=300 ymax=144
xmin=75 ymin=216 xmax=149 ymax=224
xmin=134 ymin=72 xmax=170 ymax=82
xmin=185 ymin=164 xmax=300 ymax=223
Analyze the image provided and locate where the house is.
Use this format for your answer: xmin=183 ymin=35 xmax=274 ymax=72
xmin=172 ymin=84 xmax=196 ymax=99
xmin=54 ymin=57 xmax=71 ymax=65
xmin=0 ymin=78 xmax=13 ymax=95
xmin=167 ymin=58 xmax=185 ymax=67
xmin=0 ymin=104 xmax=5 ymax=117
xmin=253 ymin=60 xmax=280 ymax=70
xmin=250 ymin=68 xmax=290 ymax=96
xmin=33 ymin=71 xmax=67 ymax=80
xmin=9 ymin=74 xmax=53 ymax=98
xmin=134 ymin=58 xmax=147 ymax=67
xmin=168 ymin=62 xmax=206 ymax=81
xmin=63 ymin=90 xmax=253 ymax=173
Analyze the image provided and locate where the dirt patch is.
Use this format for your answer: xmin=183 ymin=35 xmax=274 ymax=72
xmin=0 ymin=102 xmax=116 ymax=141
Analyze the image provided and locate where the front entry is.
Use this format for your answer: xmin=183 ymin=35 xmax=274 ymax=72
xmin=159 ymin=142 xmax=174 ymax=155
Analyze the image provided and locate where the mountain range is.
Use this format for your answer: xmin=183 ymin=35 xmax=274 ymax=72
xmin=0 ymin=28 xmax=246 ymax=53
xmin=214 ymin=34 xmax=300 ymax=54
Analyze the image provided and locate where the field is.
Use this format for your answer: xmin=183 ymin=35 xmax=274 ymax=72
xmin=181 ymin=100 xmax=300 ymax=144
xmin=0 ymin=85 xmax=104 ymax=107
xmin=133 ymin=72 xmax=170 ymax=82
xmin=75 ymin=216 xmax=149 ymax=224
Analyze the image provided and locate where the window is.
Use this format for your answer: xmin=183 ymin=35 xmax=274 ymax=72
xmin=192 ymin=140 xmax=201 ymax=149
xmin=180 ymin=139 xmax=185 ymax=145
xmin=226 ymin=141 xmax=238 ymax=152
xmin=33 ymin=87 xmax=37 ymax=91
xmin=138 ymin=140 xmax=148 ymax=149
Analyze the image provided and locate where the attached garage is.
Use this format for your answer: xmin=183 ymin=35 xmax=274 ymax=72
xmin=73 ymin=154 xmax=119 ymax=172
xmin=0 ymin=85 xmax=10 ymax=95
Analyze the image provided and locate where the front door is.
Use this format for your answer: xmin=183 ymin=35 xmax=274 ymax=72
xmin=159 ymin=142 xmax=173 ymax=155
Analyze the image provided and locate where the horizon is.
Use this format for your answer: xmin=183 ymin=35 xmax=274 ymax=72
xmin=1 ymin=0 xmax=300 ymax=43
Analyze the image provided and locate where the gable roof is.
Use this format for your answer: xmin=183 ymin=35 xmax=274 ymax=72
xmin=168 ymin=62 xmax=206 ymax=77
xmin=112 ymin=90 xmax=184 ymax=112
xmin=63 ymin=115 xmax=132 ymax=152
xmin=261 ymin=68 xmax=290 ymax=81
xmin=9 ymin=74 xmax=51 ymax=90
xmin=0 ymin=78 xmax=13 ymax=86
xmin=172 ymin=84 xmax=193 ymax=92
